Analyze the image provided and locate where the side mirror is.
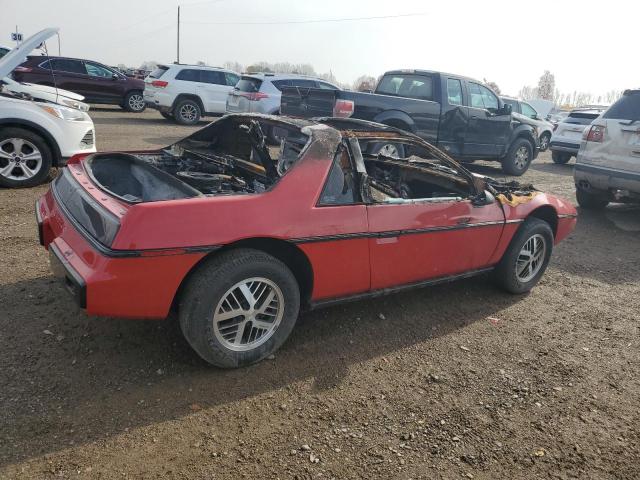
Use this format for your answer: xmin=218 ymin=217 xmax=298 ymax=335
xmin=472 ymin=189 xmax=495 ymax=207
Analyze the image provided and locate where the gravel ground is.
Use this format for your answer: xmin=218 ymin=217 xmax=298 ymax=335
xmin=1 ymin=107 xmax=639 ymax=479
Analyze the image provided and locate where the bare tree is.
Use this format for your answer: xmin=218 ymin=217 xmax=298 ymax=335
xmin=223 ymin=61 xmax=244 ymax=73
xmin=139 ymin=60 xmax=159 ymax=71
xmin=353 ymin=75 xmax=376 ymax=92
xmin=518 ymin=85 xmax=537 ymax=101
xmin=537 ymin=70 xmax=555 ymax=101
xmin=196 ymin=60 xmax=206 ymax=66
xmin=484 ymin=78 xmax=501 ymax=94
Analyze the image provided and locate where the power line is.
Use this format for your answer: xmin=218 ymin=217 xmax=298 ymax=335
xmin=181 ymin=12 xmax=428 ymax=26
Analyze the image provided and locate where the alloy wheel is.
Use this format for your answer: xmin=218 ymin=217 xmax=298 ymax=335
xmin=516 ymin=234 xmax=546 ymax=283
xmin=514 ymin=146 xmax=530 ymax=170
xmin=0 ymin=138 xmax=43 ymax=181
xmin=128 ymin=94 xmax=145 ymax=111
xmin=213 ymin=277 xmax=284 ymax=352
xmin=179 ymin=104 xmax=198 ymax=123
xmin=379 ymin=143 xmax=399 ymax=158
xmin=539 ymin=135 xmax=549 ymax=151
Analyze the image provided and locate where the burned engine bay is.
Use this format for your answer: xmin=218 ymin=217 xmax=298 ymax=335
xmin=85 ymin=118 xmax=310 ymax=203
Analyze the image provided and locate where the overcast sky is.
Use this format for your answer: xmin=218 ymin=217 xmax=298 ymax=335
xmin=2 ymin=0 xmax=636 ymax=96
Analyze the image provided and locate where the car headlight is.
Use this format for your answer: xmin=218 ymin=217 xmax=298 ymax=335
xmin=37 ymin=104 xmax=88 ymax=121
xmin=60 ymin=98 xmax=90 ymax=112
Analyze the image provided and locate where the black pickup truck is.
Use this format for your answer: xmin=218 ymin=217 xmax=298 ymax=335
xmin=281 ymin=69 xmax=539 ymax=175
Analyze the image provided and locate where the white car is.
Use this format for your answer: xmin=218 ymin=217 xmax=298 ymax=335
xmin=2 ymin=76 xmax=89 ymax=111
xmin=501 ymin=97 xmax=554 ymax=151
xmin=575 ymin=89 xmax=640 ymax=208
xmin=143 ymin=64 xmax=240 ymax=125
xmin=549 ymin=108 xmax=605 ymax=164
xmin=0 ymin=28 xmax=96 ymax=188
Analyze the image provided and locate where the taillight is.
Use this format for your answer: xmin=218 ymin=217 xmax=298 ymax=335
xmin=584 ymin=125 xmax=606 ymax=142
xmin=333 ymin=99 xmax=354 ymax=118
xmin=151 ymin=80 xmax=168 ymax=88
xmin=14 ymin=66 xmax=32 ymax=73
xmin=240 ymin=92 xmax=269 ymax=101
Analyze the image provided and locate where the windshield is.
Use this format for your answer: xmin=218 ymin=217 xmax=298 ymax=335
xmin=602 ymin=92 xmax=640 ymax=121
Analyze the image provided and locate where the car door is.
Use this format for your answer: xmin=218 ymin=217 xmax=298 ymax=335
xmin=464 ymin=82 xmax=511 ymax=157
xmin=438 ymin=77 xmax=470 ymax=158
xmin=197 ymin=70 xmax=233 ymax=114
xmin=82 ymin=61 xmax=124 ymax=102
xmin=45 ymin=58 xmax=87 ymax=96
xmin=364 ymin=157 xmax=505 ymax=290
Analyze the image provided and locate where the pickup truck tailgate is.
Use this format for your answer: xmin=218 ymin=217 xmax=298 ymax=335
xmin=281 ymin=86 xmax=336 ymax=118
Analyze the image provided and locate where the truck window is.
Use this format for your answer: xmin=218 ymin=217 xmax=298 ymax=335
xmin=469 ymin=83 xmax=499 ymax=110
xmin=377 ymin=74 xmax=433 ymax=101
xmin=503 ymin=98 xmax=519 ymax=113
xmin=521 ymin=102 xmax=538 ymax=119
xmin=446 ymin=79 xmax=463 ymax=106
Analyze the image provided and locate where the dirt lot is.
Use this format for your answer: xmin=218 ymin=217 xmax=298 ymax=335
xmin=1 ymin=107 xmax=639 ymax=479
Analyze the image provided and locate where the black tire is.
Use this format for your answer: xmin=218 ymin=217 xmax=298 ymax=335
xmin=174 ymin=99 xmax=201 ymax=125
xmin=492 ymin=217 xmax=554 ymax=294
xmin=0 ymin=127 xmax=53 ymax=188
xmin=539 ymin=133 xmax=551 ymax=152
xmin=502 ymin=138 xmax=534 ymax=176
xmin=160 ymin=111 xmax=173 ymax=120
xmin=179 ymin=248 xmax=301 ymax=368
xmin=551 ymin=151 xmax=571 ymax=164
xmin=576 ymin=187 xmax=609 ymax=209
xmin=122 ymin=91 xmax=146 ymax=112
xmin=368 ymin=141 xmax=406 ymax=158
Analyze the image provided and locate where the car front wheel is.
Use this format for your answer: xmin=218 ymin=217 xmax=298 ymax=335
xmin=0 ymin=128 xmax=53 ymax=188
xmin=502 ymin=138 xmax=533 ymax=176
xmin=123 ymin=91 xmax=146 ymax=112
xmin=179 ymin=248 xmax=300 ymax=368
xmin=539 ymin=133 xmax=551 ymax=152
xmin=493 ymin=217 xmax=553 ymax=294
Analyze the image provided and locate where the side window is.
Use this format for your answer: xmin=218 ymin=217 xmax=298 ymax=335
xmin=521 ymin=102 xmax=537 ymax=119
xmin=479 ymin=85 xmax=499 ymax=110
xmin=503 ymin=98 xmax=518 ymax=113
xmin=290 ymin=79 xmax=317 ymax=88
xmin=48 ymin=59 xmax=85 ymax=74
xmin=316 ymin=81 xmax=337 ymax=90
xmin=85 ymin=62 xmax=114 ymax=78
xmin=175 ymin=69 xmax=201 ymax=82
xmin=224 ymin=72 xmax=239 ymax=86
xmin=446 ymin=78 xmax=463 ymax=106
xmin=271 ymin=80 xmax=291 ymax=91
xmin=200 ymin=70 xmax=225 ymax=85
xmin=319 ymin=148 xmax=356 ymax=205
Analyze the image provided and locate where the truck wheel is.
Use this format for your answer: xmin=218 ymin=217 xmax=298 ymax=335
xmin=502 ymin=138 xmax=533 ymax=176
xmin=368 ymin=142 xmax=405 ymax=159
xmin=552 ymin=151 xmax=571 ymax=164
xmin=492 ymin=217 xmax=553 ymax=294
xmin=123 ymin=91 xmax=146 ymax=112
xmin=0 ymin=128 xmax=53 ymax=188
xmin=539 ymin=133 xmax=551 ymax=152
xmin=179 ymin=248 xmax=300 ymax=368
xmin=576 ymin=187 xmax=608 ymax=209
xmin=174 ymin=99 xmax=201 ymax=125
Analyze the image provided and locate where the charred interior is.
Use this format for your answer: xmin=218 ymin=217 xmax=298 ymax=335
xmin=86 ymin=116 xmax=311 ymax=203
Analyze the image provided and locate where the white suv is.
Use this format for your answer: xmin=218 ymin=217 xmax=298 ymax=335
xmin=575 ymin=89 xmax=640 ymax=209
xmin=549 ymin=108 xmax=605 ymax=164
xmin=0 ymin=29 xmax=96 ymax=188
xmin=144 ymin=64 xmax=240 ymax=125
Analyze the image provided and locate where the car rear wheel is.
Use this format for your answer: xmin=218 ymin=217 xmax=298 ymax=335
xmin=576 ymin=187 xmax=609 ymax=209
xmin=174 ymin=99 xmax=201 ymax=125
xmin=539 ymin=133 xmax=551 ymax=152
xmin=160 ymin=111 xmax=173 ymax=120
xmin=179 ymin=248 xmax=300 ymax=368
xmin=493 ymin=217 xmax=553 ymax=294
xmin=123 ymin=91 xmax=146 ymax=112
xmin=0 ymin=128 xmax=53 ymax=188
xmin=502 ymin=138 xmax=533 ymax=176
xmin=368 ymin=142 xmax=405 ymax=159
xmin=551 ymin=151 xmax=571 ymax=164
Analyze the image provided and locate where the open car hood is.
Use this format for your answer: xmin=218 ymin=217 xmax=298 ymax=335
xmin=0 ymin=28 xmax=58 ymax=79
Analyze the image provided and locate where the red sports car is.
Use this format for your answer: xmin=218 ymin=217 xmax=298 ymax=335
xmin=36 ymin=114 xmax=577 ymax=367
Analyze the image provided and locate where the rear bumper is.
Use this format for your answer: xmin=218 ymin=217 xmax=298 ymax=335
xmin=550 ymin=141 xmax=580 ymax=154
xmin=36 ymin=191 xmax=207 ymax=319
xmin=574 ymin=163 xmax=640 ymax=196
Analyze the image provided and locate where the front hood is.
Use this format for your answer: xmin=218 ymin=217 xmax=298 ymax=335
xmin=19 ymin=81 xmax=84 ymax=101
xmin=0 ymin=28 xmax=58 ymax=78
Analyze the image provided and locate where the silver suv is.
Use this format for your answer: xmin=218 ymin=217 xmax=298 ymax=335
xmin=226 ymin=73 xmax=340 ymax=115
xmin=575 ymin=89 xmax=640 ymax=208
xmin=549 ymin=108 xmax=605 ymax=164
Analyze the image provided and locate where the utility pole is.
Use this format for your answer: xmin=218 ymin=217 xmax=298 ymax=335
xmin=176 ymin=6 xmax=180 ymax=64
